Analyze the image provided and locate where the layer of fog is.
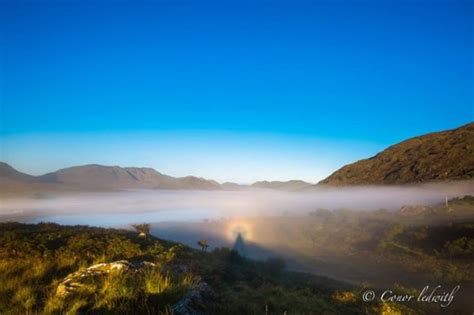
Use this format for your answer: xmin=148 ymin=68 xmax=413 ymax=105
xmin=1 ymin=181 xmax=473 ymax=290
xmin=1 ymin=180 xmax=472 ymax=222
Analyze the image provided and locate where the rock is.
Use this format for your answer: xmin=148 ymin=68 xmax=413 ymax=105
xmin=172 ymin=278 xmax=213 ymax=315
xmin=56 ymin=260 xmax=155 ymax=298
xmin=399 ymin=205 xmax=429 ymax=216
xmin=55 ymin=259 xmax=214 ymax=314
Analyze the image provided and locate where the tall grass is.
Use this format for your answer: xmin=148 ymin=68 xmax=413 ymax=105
xmin=0 ymin=223 xmax=191 ymax=314
xmin=0 ymin=222 xmax=428 ymax=315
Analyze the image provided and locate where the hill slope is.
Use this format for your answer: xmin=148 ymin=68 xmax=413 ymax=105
xmin=0 ymin=162 xmax=37 ymax=182
xmin=320 ymin=122 xmax=474 ymax=186
xmin=0 ymin=222 xmax=417 ymax=314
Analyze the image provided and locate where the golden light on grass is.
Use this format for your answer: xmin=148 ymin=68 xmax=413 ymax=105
xmin=226 ymin=220 xmax=253 ymax=242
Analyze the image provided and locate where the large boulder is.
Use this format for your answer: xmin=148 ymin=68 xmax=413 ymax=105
xmin=56 ymin=260 xmax=155 ymax=298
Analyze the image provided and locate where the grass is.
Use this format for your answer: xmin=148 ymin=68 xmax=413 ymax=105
xmin=0 ymin=222 xmax=190 ymax=314
xmin=0 ymin=222 xmax=424 ymax=314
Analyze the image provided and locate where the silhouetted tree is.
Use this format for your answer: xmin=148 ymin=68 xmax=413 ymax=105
xmin=197 ymin=239 xmax=209 ymax=252
xmin=132 ymin=223 xmax=150 ymax=236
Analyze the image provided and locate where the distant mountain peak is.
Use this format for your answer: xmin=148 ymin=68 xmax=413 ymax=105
xmin=251 ymin=180 xmax=312 ymax=191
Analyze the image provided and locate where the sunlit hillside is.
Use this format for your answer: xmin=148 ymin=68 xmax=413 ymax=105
xmin=0 ymin=222 xmax=425 ymax=315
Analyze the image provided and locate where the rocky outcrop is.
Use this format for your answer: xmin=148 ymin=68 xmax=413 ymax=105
xmin=399 ymin=205 xmax=430 ymax=216
xmin=55 ymin=259 xmax=213 ymax=314
xmin=172 ymin=279 xmax=213 ymax=315
xmin=56 ymin=260 xmax=155 ymax=298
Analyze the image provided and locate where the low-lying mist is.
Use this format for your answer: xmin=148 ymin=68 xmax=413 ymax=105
xmin=1 ymin=180 xmax=472 ymax=222
xmin=1 ymin=181 xmax=473 ymax=293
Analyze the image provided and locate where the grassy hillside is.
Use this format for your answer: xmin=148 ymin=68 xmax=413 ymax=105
xmin=320 ymin=122 xmax=474 ymax=185
xmin=0 ymin=222 xmax=418 ymax=314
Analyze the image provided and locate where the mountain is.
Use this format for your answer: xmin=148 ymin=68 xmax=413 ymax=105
xmin=221 ymin=182 xmax=246 ymax=190
xmin=0 ymin=162 xmax=67 ymax=198
xmin=0 ymin=163 xmax=220 ymax=193
xmin=6 ymin=122 xmax=470 ymax=193
xmin=0 ymin=162 xmax=37 ymax=182
xmin=252 ymin=180 xmax=312 ymax=190
xmin=39 ymin=164 xmax=221 ymax=190
xmin=0 ymin=163 xmax=315 ymax=193
xmin=319 ymin=122 xmax=474 ymax=186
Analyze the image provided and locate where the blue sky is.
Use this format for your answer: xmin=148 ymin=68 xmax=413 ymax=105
xmin=0 ymin=0 xmax=473 ymax=183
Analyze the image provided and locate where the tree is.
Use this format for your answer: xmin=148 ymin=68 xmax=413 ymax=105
xmin=132 ymin=223 xmax=150 ymax=236
xmin=197 ymin=239 xmax=209 ymax=252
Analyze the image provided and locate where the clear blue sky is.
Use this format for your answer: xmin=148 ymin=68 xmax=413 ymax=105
xmin=0 ymin=0 xmax=473 ymax=183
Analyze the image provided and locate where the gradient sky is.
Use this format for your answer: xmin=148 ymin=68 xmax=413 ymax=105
xmin=0 ymin=0 xmax=473 ymax=183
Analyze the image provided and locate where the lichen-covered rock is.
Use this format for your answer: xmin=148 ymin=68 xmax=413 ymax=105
xmin=172 ymin=279 xmax=213 ymax=315
xmin=399 ymin=205 xmax=430 ymax=216
xmin=56 ymin=260 xmax=155 ymax=298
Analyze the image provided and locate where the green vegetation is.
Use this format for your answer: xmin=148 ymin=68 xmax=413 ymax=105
xmin=2 ymin=198 xmax=472 ymax=314
xmin=270 ymin=202 xmax=474 ymax=288
xmin=0 ymin=222 xmax=417 ymax=314
xmin=132 ymin=223 xmax=151 ymax=239
xmin=319 ymin=122 xmax=474 ymax=185
xmin=236 ymin=197 xmax=474 ymax=313
xmin=0 ymin=222 xmax=186 ymax=314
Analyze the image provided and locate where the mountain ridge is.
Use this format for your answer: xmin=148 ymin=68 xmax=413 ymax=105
xmin=2 ymin=122 xmax=473 ymax=192
xmin=0 ymin=162 xmax=38 ymax=182
xmin=319 ymin=122 xmax=474 ymax=186
xmin=252 ymin=180 xmax=312 ymax=191
xmin=1 ymin=163 xmax=221 ymax=191
xmin=0 ymin=162 xmax=311 ymax=192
